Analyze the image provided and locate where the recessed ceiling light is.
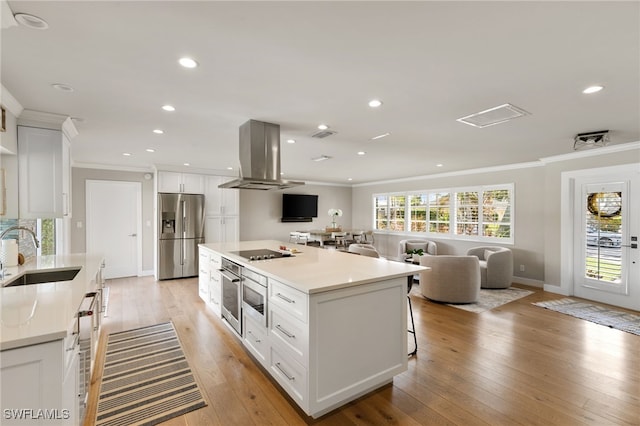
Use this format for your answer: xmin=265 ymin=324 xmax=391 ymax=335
xmin=357 ymin=151 xmax=366 ymax=156
xmin=146 ymin=148 xmax=155 ymax=153
xmin=318 ymin=124 xmax=329 ymax=130
xmin=348 ymin=178 xmax=353 ymax=181
xmin=371 ymin=132 xmax=390 ymax=140
xmin=368 ymin=99 xmax=383 ymax=108
xmin=152 ymin=129 xmax=164 ymax=134
xmin=436 ymin=163 xmax=443 ymax=167
xmin=14 ymin=13 xmax=49 ymax=30
xmin=178 ymin=57 xmax=198 ymax=68
xmin=162 ymin=105 xmax=175 ymax=112
xmin=583 ymin=85 xmax=604 ymax=94
xmin=51 ymin=83 xmax=74 ymax=92
xmin=312 ymin=155 xmax=331 ymax=162
xmin=123 ymin=153 xmax=131 ymax=156
xmin=183 ymin=163 xmax=190 ymax=166
xmin=287 ymin=139 xmax=296 ymax=144
xmin=227 ymin=167 xmax=233 ymax=170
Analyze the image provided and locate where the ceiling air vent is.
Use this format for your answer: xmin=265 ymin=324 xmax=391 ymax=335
xmin=311 ymin=129 xmax=337 ymax=139
xmin=457 ymin=103 xmax=530 ymax=128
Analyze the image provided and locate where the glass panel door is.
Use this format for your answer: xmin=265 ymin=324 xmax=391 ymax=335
xmin=578 ymin=182 xmax=627 ymax=295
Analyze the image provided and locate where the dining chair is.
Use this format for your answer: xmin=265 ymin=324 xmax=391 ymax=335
xmin=331 ymin=232 xmax=348 ymax=249
xmin=296 ymin=232 xmax=311 ymax=245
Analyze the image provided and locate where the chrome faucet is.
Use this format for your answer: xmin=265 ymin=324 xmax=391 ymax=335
xmin=0 ymin=226 xmax=40 ymax=249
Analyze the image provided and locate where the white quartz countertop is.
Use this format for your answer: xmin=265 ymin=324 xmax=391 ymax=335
xmin=0 ymin=254 xmax=104 ymax=351
xmin=200 ymin=240 xmax=426 ymax=294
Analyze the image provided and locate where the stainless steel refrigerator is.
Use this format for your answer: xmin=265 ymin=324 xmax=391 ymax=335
xmin=158 ymin=193 xmax=205 ymax=280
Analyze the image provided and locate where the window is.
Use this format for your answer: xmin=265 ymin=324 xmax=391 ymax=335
xmin=428 ymin=192 xmax=450 ymax=233
xmin=373 ymin=184 xmax=513 ymax=243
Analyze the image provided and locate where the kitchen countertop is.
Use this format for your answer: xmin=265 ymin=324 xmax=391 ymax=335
xmin=0 ymin=253 xmax=104 ymax=351
xmin=200 ymin=240 xmax=426 ymax=294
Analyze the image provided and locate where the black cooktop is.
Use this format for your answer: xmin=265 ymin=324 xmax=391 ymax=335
xmin=230 ymin=249 xmax=290 ymax=261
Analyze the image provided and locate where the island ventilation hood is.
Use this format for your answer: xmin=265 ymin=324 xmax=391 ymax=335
xmin=219 ymin=119 xmax=304 ymax=190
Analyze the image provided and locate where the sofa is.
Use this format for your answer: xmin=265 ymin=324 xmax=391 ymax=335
xmin=466 ymin=246 xmax=513 ymax=289
xmin=418 ymin=255 xmax=480 ymax=303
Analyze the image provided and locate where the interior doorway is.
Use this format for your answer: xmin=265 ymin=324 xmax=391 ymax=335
xmin=86 ymin=180 xmax=141 ymax=279
xmin=570 ymin=166 xmax=639 ymax=310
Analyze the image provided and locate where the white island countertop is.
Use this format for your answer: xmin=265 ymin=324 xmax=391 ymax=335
xmin=0 ymin=254 xmax=104 ymax=351
xmin=200 ymin=240 xmax=426 ymax=294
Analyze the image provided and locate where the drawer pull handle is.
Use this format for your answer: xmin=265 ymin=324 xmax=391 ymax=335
xmin=276 ymin=293 xmax=295 ymax=304
xmin=276 ymin=324 xmax=295 ymax=339
xmin=247 ymin=330 xmax=261 ymax=343
xmin=275 ymin=362 xmax=295 ymax=381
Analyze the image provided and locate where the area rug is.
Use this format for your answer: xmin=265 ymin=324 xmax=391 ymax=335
xmin=533 ymin=298 xmax=640 ymax=336
xmin=447 ymin=287 xmax=534 ymax=313
xmin=95 ymin=322 xmax=207 ymax=426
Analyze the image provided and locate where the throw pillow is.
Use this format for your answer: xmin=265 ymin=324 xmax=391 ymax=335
xmin=484 ymin=249 xmax=494 ymax=261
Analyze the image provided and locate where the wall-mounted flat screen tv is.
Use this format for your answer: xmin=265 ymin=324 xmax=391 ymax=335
xmin=281 ymin=194 xmax=318 ymax=222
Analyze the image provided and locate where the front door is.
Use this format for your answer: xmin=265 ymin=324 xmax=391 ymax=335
xmin=573 ymin=170 xmax=639 ymax=310
xmin=86 ymin=180 xmax=141 ymax=279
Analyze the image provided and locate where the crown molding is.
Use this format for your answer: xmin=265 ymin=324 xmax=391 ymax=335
xmin=72 ymin=162 xmax=155 ymax=173
xmin=540 ymin=141 xmax=640 ymax=164
xmin=354 ymin=141 xmax=640 ymax=188
xmin=0 ymin=85 xmax=23 ymax=116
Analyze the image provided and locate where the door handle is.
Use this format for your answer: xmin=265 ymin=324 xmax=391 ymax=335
xmin=128 ymin=233 xmax=137 ymax=237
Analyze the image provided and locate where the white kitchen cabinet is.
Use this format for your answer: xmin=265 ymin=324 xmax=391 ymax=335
xmin=157 ymin=171 xmax=204 ymax=194
xmin=0 ymin=333 xmax=79 ymax=425
xmin=18 ymin=125 xmax=73 ymax=218
xmin=205 ymin=215 xmax=239 ymax=244
xmin=204 ymin=175 xmax=239 ymax=216
xmin=198 ymin=247 xmax=222 ymax=316
xmin=198 ymin=250 xmax=209 ymax=302
xmin=208 ymin=254 xmax=222 ymax=316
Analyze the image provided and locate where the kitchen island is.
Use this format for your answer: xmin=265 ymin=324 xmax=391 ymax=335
xmin=199 ymin=240 xmax=425 ymax=419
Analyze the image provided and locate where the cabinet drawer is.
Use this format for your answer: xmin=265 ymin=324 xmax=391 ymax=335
xmin=269 ymin=279 xmax=308 ymax=323
xmin=270 ymin=346 xmax=307 ymax=406
xmin=269 ymin=306 xmax=307 ymax=365
xmin=209 ymin=254 xmax=221 ymax=269
xmin=243 ymin=314 xmax=269 ymax=367
xmin=209 ymin=272 xmax=221 ymax=315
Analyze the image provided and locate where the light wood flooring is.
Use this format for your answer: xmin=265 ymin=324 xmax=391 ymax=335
xmin=84 ymin=277 xmax=639 ymax=426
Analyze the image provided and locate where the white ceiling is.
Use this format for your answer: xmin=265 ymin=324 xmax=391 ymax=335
xmin=2 ymin=1 xmax=639 ymax=184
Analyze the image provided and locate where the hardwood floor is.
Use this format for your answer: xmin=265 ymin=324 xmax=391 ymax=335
xmin=84 ymin=277 xmax=639 ymax=426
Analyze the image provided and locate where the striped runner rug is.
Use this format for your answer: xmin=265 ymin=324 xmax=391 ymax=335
xmin=95 ymin=322 xmax=207 ymax=426
xmin=533 ymin=298 xmax=640 ymax=336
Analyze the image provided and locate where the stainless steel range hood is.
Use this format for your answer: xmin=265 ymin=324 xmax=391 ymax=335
xmin=219 ymin=119 xmax=304 ymax=190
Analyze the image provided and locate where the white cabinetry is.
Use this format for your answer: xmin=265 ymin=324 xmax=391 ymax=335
xmin=198 ymin=247 xmax=222 ymax=316
xmin=204 ymin=176 xmax=239 ymax=244
xmin=205 ymin=176 xmax=239 ymax=216
xmin=0 ymin=332 xmax=79 ymax=425
xmin=157 ymin=171 xmax=204 ymax=194
xmin=240 ymin=276 xmax=406 ymax=418
xmin=205 ymin=215 xmax=239 ymax=244
xmin=18 ymin=125 xmax=73 ymax=218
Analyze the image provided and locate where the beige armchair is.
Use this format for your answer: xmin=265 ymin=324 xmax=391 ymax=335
xmin=419 ymin=255 xmax=480 ymax=303
xmin=348 ymin=243 xmax=380 ymax=258
xmin=398 ymin=239 xmax=437 ymax=260
xmin=466 ymin=246 xmax=513 ymax=289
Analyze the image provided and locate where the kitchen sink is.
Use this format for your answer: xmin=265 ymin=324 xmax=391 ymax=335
xmin=3 ymin=267 xmax=82 ymax=287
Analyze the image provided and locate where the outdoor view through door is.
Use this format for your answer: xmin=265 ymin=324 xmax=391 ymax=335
xmin=584 ymin=189 xmax=623 ymax=287
xmin=582 ymin=182 xmax=629 ymax=295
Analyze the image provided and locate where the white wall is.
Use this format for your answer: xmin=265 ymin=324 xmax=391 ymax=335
xmin=239 ymin=183 xmax=352 ymax=241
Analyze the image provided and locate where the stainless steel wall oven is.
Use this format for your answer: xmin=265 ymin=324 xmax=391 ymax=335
xmin=242 ymin=267 xmax=267 ymax=327
xmin=220 ymin=257 xmax=242 ymax=335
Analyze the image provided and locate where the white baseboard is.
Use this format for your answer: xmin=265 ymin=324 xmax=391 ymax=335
xmin=512 ymin=276 xmax=544 ymax=288
xmin=140 ymin=269 xmax=154 ymax=277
